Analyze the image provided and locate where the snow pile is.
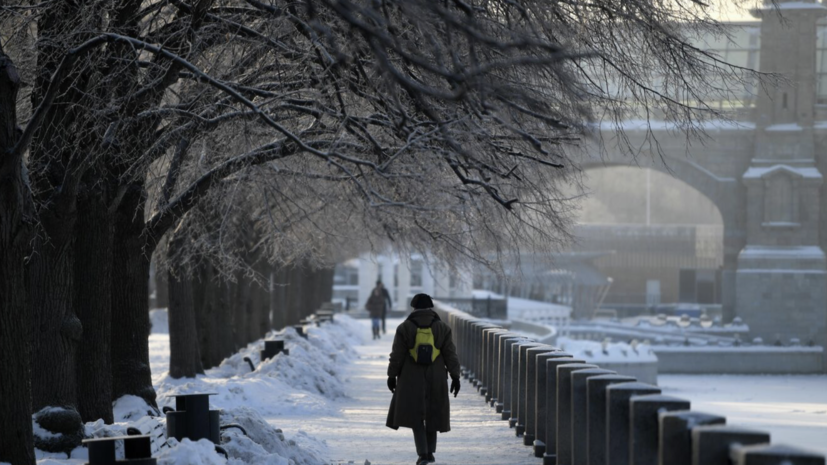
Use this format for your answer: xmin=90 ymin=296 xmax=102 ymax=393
xmin=34 ymin=313 xmax=364 ymax=465
xmin=156 ymin=439 xmax=224 ymax=465
xmin=113 ymin=395 xmax=160 ymax=422
xmin=154 ymin=316 xmax=363 ymax=416
xmin=556 ymin=336 xmax=658 ymax=363
xmin=219 ymin=407 xmax=326 ymax=465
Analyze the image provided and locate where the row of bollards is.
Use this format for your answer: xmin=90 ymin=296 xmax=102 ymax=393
xmin=440 ymin=306 xmax=826 ymax=465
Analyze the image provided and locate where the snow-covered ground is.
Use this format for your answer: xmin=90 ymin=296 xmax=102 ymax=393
xmin=37 ymin=310 xmax=366 ymax=465
xmin=36 ymin=311 xmax=827 ymax=464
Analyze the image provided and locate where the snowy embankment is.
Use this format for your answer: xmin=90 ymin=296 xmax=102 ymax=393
xmin=36 ymin=310 xmax=365 ymax=465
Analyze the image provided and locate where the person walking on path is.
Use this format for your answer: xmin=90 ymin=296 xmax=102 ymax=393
xmin=365 ymin=287 xmax=386 ymax=340
xmin=376 ymin=280 xmax=393 ymax=334
xmin=386 ymin=293 xmax=461 ymax=465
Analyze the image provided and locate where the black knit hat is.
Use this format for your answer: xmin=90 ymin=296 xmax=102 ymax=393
xmin=410 ymin=293 xmax=434 ymax=309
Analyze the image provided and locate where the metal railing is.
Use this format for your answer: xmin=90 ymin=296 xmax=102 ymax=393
xmin=433 ymin=301 xmax=825 ymax=465
xmin=509 ymin=307 xmax=572 ymax=337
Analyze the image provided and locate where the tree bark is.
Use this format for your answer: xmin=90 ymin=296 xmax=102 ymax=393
xmin=74 ymin=186 xmax=114 ymax=423
xmin=168 ymin=265 xmax=204 ymax=378
xmin=0 ymin=48 xmax=36 ymax=465
xmin=218 ymin=279 xmax=236 ymax=358
xmin=270 ymin=266 xmax=287 ymax=330
xmin=155 ymin=263 xmax=169 ymax=309
xmin=27 ymin=200 xmax=84 ymax=452
xmin=232 ymin=274 xmax=250 ymax=349
xmin=110 ymin=183 xmax=157 ymax=408
xmin=194 ymin=263 xmax=222 ymax=369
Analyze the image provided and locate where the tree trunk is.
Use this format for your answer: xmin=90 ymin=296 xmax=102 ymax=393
xmin=74 ymin=187 xmax=114 ymax=423
xmin=232 ymin=274 xmax=249 ymax=349
xmin=0 ymin=49 xmax=36 ymax=465
xmin=27 ymin=201 xmax=84 ymax=452
xmin=168 ymin=268 xmax=204 ymax=378
xmin=218 ymin=279 xmax=236 ymax=358
xmin=111 ymin=184 xmax=157 ymax=409
xmin=270 ymin=266 xmax=286 ymax=330
xmin=155 ymin=263 xmax=169 ymax=309
xmin=194 ymin=263 xmax=222 ymax=369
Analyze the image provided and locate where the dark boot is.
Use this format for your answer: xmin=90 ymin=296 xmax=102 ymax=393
xmin=427 ymin=453 xmax=435 ymax=463
xmin=416 ymin=456 xmax=429 ymax=465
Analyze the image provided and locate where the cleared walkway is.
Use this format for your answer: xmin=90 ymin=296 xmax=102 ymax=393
xmin=301 ymin=318 xmax=539 ymax=465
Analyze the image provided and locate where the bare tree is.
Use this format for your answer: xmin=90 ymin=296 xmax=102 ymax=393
xmin=0 ymin=0 xmax=760 ymax=461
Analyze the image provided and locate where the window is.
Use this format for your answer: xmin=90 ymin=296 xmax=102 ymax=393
xmin=816 ymin=26 xmax=827 ymax=104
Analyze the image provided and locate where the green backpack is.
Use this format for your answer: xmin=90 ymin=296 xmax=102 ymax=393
xmin=409 ymin=320 xmax=441 ymax=365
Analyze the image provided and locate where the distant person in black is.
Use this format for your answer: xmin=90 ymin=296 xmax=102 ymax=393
xmin=375 ymin=280 xmax=392 ymax=334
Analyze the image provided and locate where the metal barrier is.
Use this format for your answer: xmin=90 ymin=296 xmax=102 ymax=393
xmin=434 ymin=302 xmax=826 ymax=465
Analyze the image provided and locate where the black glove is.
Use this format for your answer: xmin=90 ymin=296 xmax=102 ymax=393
xmin=387 ymin=376 xmax=396 ymax=393
xmin=450 ymin=377 xmax=460 ymax=398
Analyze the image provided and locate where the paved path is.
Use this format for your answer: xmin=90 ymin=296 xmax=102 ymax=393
xmin=302 ymin=318 xmax=539 ymax=465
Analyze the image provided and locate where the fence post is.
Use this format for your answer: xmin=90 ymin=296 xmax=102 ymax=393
xmin=556 ymin=363 xmax=598 ymax=464
xmin=570 ymin=368 xmax=616 ymax=465
xmin=731 ymin=444 xmax=825 ymax=465
xmin=606 ymin=382 xmax=662 ymax=465
xmin=586 ymin=374 xmax=636 ymax=465
xmin=524 ymin=346 xmax=558 ymax=446
xmin=491 ymin=332 xmax=517 ymax=408
xmin=541 ymin=357 xmax=582 ymax=465
xmin=658 ymin=411 xmax=725 ymax=465
xmin=691 ymin=425 xmax=770 ymax=465
xmin=629 ymin=395 xmax=690 ymax=465
xmin=515 ymin=342 xmax=544 ymax=437
xmin=534 ymin=352 xmax=573 ymax=457
xmin=501 ymin=337 xmax=526 ymax=420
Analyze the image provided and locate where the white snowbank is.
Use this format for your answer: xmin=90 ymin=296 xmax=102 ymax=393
xmin=36 ymin=314 xmax=365 ymax=465
xmin=154 ymin=316 xmax=364 ymax=417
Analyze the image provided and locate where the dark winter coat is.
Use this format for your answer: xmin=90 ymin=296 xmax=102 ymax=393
xmin=366 ymin=292 xmax=386 ymax=318
xmin=385 ymin=309 xmax=461 ymax=433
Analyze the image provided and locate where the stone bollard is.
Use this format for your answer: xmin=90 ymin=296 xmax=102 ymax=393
xmin=691 ymin=425 xmax=770 ymax=465
xmin=474 ymin=323 xmax=498 ymax=390
xmin=166 ymin=393 xmax=220 ymax=443
xmin=629 ymin=395 xmax=690 ymax=465
xmin=658 ymin=410 xmax=725 ymax=465
xmin=489 ymin=330 xmax=511 ymax=404
xmin=84 ymin=435 xmax=156 ymax=465
xmin=470 ymin=321 xmax=486 ymax=387
xmin=489 ymin=332 xmax=511 ymax=406
xmin=469 ymin=322 xmax=483 ymax=387
xmin=294 ymin=325 xmax=308 ymax=338
xmin=482 ymin=328 xmax=506 ymax=399
xmin=515 ymin=342 xmax=544 ymax=436
xmin=570 ymin=368 xmax=615 ymax=465
xmin=586 ymin=374 xmax=636 ymax=465
xmin=456 ymin=318 xmax=471 ymax=379
xmin=501 ymin=337 xmax=527 ymax=420
xmin=731 ymin=444 xmax=825 ymax=465
xmin=606 ymin=382 xmax=661 ymax=465
xmin=542 ymin=357 xmax=584 ymax=465
xmin=534 ymin=352 xmax=573 ymax=457
xmin=260 ymin=340 xmax=288 ymax=361
xmin=524 ymin=346 xmax=558 ymax=446
xmin=509 ymin=341 xmax=534 ymax=426
xmin=556 ymin=363 xmax=598 ymax=465
xmin=491 ymin=332 xmax=518 ymax=408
